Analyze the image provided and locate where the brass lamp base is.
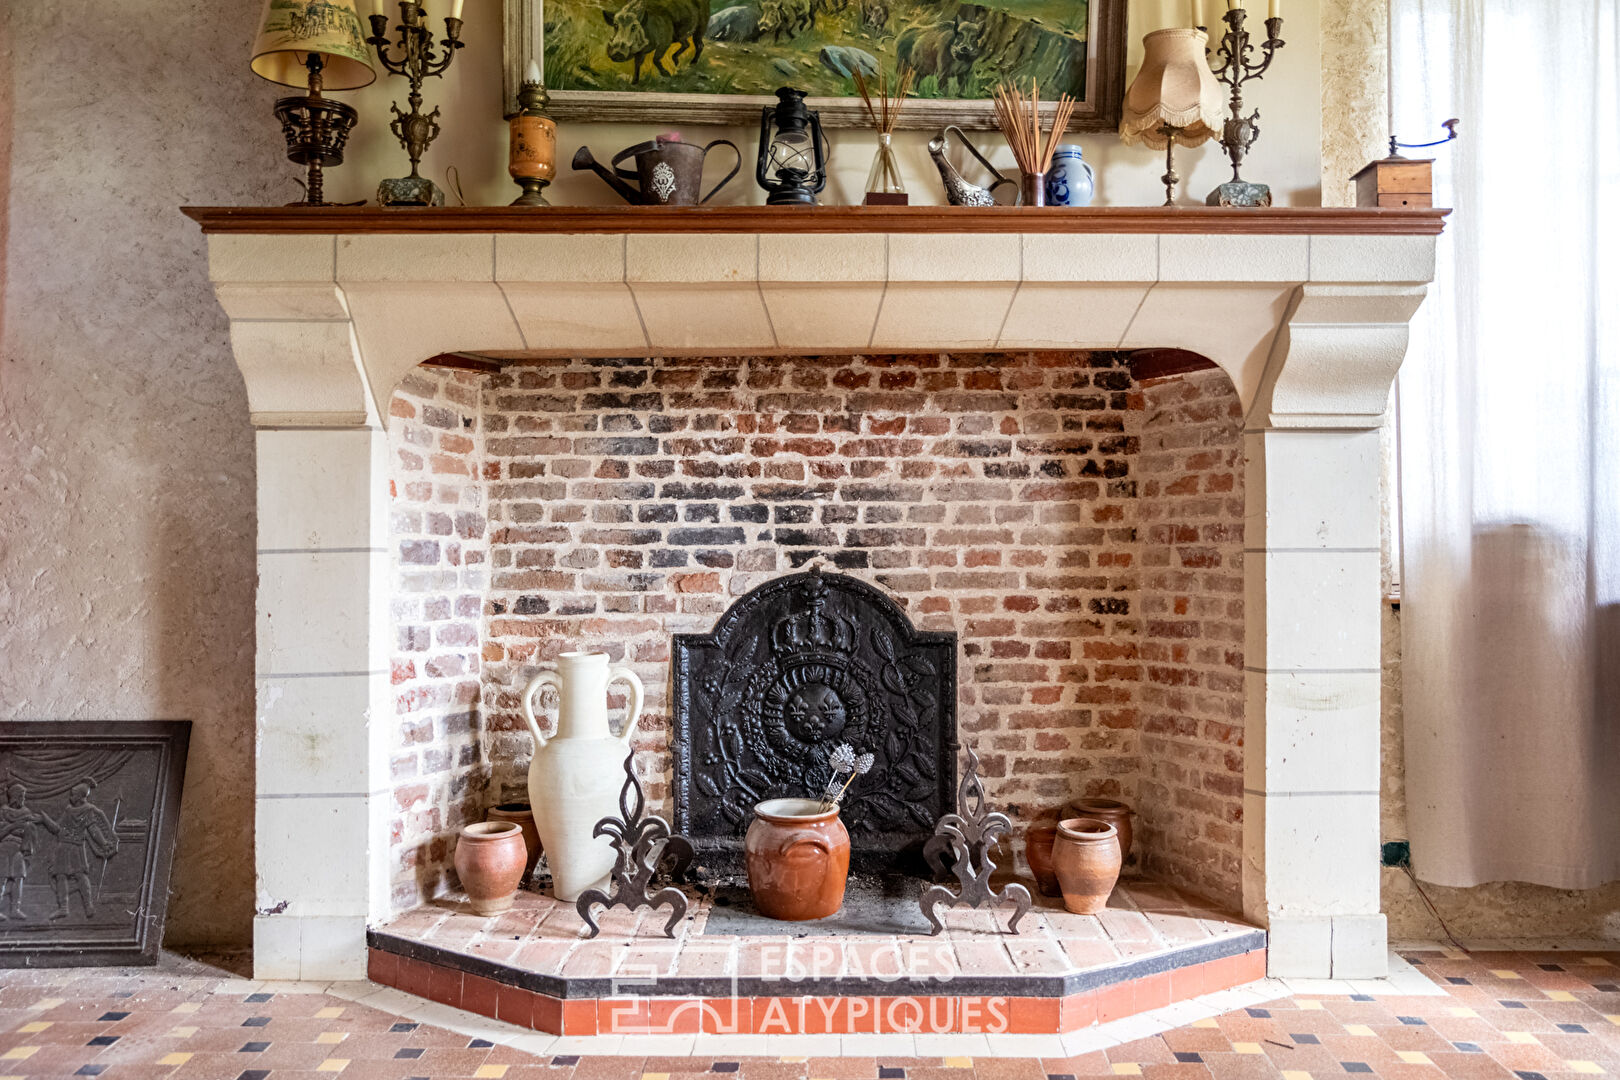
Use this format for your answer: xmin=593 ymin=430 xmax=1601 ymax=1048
xmin=510 ymin=178 xmax=551 ymax=207
xmin=273 ymin=94 xmax=358 ymax=207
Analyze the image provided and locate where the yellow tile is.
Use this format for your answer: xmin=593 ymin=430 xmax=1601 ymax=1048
xmin=315 ymin=1006 xmax=345 ymax=1019
xmin=171 ymin=1002 xmax=202 ymax=1013
xmin=778 ymin=1061 xmax=807 ymax=1066
xmin=16 ymin=1022 xmax=50 ymax=1034
xmin=28 ymin=997 xmax=63 ymax=1011
xmin=1440 ymin=947 xmax=1467 ymax=959
xmin=1397 ymin=1052 xmax=1432 ymax=1065
xmin=944 ymin=1059 xmax=974 ymax=1069
xmin=1506 ymin=1033 xmax=1541 ymax=1045
xmin=1283 ymin=1072 xmax=1313 ymax=1080
xmin=1233 ymin=1044 xmax=1265 ymax=1055
xmin=1346 ymin=1025 xmax=1376 ymax=1037
xmin=1547 ymin=991 xmax=1578 ymax=1002
xmin=1607 ymin=1015 xmax=1620 ymax=1026
xmin=158 ymin=1053 xmax=193 ymax=1066
xmin=1112 ymin=1065 xmax=1142 ymax=1075
xmin=1193 ymin=1018 xmax=1220 ymax=1028
xmin=317 ymin=1059 xmax=350 ymax=1073
xmin=642 ymin=1073 xmax=669 ymax=1080
xmin=1298 ymin=1000 xmax=1326 ymax=1011
xmin=1493 ymin=970 xmax=1524 ymax=980
xmin=1568 ymin=1063 xmax=1604 ymax=1075
xmin=169 ymin=1026 xmax=198 ymax=1038
xmin=476 ymin=1068 xmax=511 ymax=1079
xmin=1449 ymin=1007 xmax=1479 ymax=1018
xmin=316 ymin=1031 xmax=347 ymax=1044
xmin=2 ymin=1074 xmax=27 ymax=1079
xmin=0 ymin=1050 xmax=36 ymax=1062
xmin=1586 ymin=958 xmax=1615 ymax=968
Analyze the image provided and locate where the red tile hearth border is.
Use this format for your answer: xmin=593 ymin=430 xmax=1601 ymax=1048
xmin=366 ymin=945 xmax=1267 ymax=1035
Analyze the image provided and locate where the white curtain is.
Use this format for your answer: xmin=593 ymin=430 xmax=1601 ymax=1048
xmin=1396 ymin=0 xmax=1620 ymax=888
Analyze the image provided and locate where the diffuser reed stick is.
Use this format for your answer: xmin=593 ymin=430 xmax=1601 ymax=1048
xmin=854 ymin=65 xmax=915 ymax=203
xmin=991 ymin=80 xmax=1077 ymax=205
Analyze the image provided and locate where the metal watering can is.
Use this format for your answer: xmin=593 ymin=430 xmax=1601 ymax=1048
xmin=572 ymin=134 xmax=742 ymax=206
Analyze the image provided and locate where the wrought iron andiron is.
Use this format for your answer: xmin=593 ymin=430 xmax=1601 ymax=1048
xmin=577 ymin=752 xmax=695 ymax=939
xmin=919 ymin=745 xmax=1032 ymax=935
xmin=366 ymin=1 xmax=465 ymax=206
xmin=1199 ymin=6 xmax=1285 ymax=207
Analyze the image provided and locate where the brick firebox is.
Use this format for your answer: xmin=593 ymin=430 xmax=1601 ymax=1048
xmin=190 ymin=210 xmax=1442 ymax=982
xmin=385 ymin=353 xmax=1249 ymax=923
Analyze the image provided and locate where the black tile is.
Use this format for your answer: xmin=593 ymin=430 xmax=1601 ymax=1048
xmin=96 ymin=1012 xmax=129 ymax=1022
xmin=75 ymin=1069 xmax=106 ymax=1077
xmin=1342 ymin=1064 xmax=1373 ymax=1074
xmin=390 ymin=1021 xmax=420 ymax=1032
xmin=1398 ymin=1016 xmax=1426 ymax=1026
xmin=1539 ymin=964 xmax=1565 ymax=972
xmin=1174 ymin=1052 xmax=1203 ymax=1064
xmin=245 ymin=991 xmax=274 ymax=1002
xmin=1515 ymin=1072 xmax=1549 ymax=1080
xmin=469 ymin=1038 xmax=495 ymax=1048
xmin=1049 ymin=1075 xmax=1078 ymax=1080
xmin=1501 ymin=1000 xmax=1528 ymax=1008
xmin=86 ymin=1035 xmax=119 ymax=1046
xmin=713 ymin=1065 xmax=741 ymax=1074
xmin=1558 ymin=1024 xmax=1588 ymax=1034
xmin=242 ymin=1016 xmax=271 ymax=1027
xmin=1350 ymin=994 xmax=1375 ymax=1002
xmin=880 ymin=1069 xmax=907 ymax=1078
xmin=236 ymin=1072 xmax=271 ymax=1080
xmin=1246 ymin=1008 xmax=1271 ymax=1018
xmin=1291 ymin=1034 xmax=1321 ymax=1045
xmin=240 ymin=1041 xmax=271 ymax=1053
xmin=112 ymin=991 xmax=134 ymax=998
xmin=1447 ymin=977 xmax=1472 ymax=985
xmin=552 ymin=1056 xmax=581 ymax=1066
xmin=396 ymin=1047 xmax=426 ymax=1059
xmin=1454 ymin=1043 xmax=1484 ymax=1054
xmin=1594 ymin=983 xmax=1619 ymax=992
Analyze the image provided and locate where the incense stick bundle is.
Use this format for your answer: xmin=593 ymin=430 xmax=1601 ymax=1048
xmin=991 ymin=80 xmax=1078 ymax=182
xmin=854 ymin=65 xmax=915 ymax=196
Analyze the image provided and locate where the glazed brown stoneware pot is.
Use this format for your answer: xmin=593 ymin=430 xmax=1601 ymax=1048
xmin=1066 ymin=797 xmax=1134 ymax=863
xmin=1024 ymin=823 xmax=1061 ymax=897
xmin=744 ymin=798 xmax=851 ymax=921
xmin=1052 ymin=817 xmax=1122 ymax=915
xmin=454 ymin=821 xmax=528 ymax=915
xmin=487 ymin=802 xmax=543 ymax=884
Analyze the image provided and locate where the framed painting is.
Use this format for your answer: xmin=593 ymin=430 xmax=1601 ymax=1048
xmin=502 ymin=0 xmax=1127 ymax=130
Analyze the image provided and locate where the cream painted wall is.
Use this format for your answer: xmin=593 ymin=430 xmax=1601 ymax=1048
xmin=324 ymin=0 xmax=1323 ymax=209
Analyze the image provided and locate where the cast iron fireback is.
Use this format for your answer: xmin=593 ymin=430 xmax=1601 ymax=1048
xmin=672 ymin=568 xmax=957 ymax=873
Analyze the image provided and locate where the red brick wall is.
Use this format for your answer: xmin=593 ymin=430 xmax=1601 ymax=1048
xmin=1134 ymin=369 xmax=1246 ymax=905
xmin=387 ymin=367 xmax=491 ymax=911
xmin=383 ymin=354 xmax=1248 ymax=914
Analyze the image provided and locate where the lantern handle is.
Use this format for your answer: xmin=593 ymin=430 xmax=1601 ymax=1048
xmin=810 ymin=109 xmax=830 ymax=194
xmin=756 ymin=106 xmax=774 ymax=189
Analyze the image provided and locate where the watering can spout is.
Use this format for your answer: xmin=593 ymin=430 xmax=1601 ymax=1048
xmin=572 ymin=145 xmax=641 ymax=203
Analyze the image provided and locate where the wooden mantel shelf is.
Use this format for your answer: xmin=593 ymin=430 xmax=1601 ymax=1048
xmin=181 ymin=204 xmax=1449 ymax=236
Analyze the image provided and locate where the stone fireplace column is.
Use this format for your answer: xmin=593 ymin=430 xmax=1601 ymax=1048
xmin=1241 ymin=273 xmax=1431 ymax=979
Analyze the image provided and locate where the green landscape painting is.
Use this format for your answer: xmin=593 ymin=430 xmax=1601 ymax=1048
xmin=541 ymin=0 xmax=1094 ymax=105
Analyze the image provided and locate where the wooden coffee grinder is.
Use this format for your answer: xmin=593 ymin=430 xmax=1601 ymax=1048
xmin=1352 ymin=119 xmax=1459 ymax=208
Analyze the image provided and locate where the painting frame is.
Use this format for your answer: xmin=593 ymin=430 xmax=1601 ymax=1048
xmin=502 ymin=0 xmax=1127 ymax=130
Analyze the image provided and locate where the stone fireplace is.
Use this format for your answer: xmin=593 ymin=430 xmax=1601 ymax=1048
xmin=191 ymin=205 xmax=1443 ymax=991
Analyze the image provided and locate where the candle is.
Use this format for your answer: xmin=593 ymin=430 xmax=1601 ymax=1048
xmin=1268 ymin=0 xmax=1280 ymax=17
xmin=1228 ymin=0 xmax=1241 ymax=10
xmin=450 ymin=0 xmax=464 ymax=18
xmin=1192 ymin=0 xmax=1204 ymax=26
xmin=526 ymin=59 xmax=541 ymax=84
xmin=372 ymin=0 xmax=385 ymax=15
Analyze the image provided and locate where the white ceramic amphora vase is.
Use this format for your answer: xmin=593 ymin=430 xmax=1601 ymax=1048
xmin=521 ymin=651 xmax=645 ymax=902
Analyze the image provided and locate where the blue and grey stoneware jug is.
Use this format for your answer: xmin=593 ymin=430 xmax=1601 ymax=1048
xmin=1045 ymin=145 xmax=1096 ymax=207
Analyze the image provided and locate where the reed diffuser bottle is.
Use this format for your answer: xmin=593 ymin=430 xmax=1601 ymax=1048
xmin=855 ymin=66 xmax=914 ymax=205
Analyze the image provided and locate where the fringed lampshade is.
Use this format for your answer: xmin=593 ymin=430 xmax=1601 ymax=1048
xmin=1120 ymin=28 xmax=1223 ymax=204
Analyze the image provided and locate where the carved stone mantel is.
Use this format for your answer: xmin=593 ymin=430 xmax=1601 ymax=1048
xmin=185 ymin=207 xmax=1445 ymax=983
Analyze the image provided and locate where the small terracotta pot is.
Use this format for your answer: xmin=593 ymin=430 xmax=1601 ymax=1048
xmin=1024 ymin=823 xmax=1061 ymax=897
xmin=454 ymin=821 xmax=527 ymax=916
xmin=744 ymin=798 xmax=850 ymax=921
xmin=1052 ymin=817 xmax=1122 ymax=915
xmin=487 ymin=802 xmax=543 ymax=883
xmin=1065 ymin=797 xmax=1134 ymax=863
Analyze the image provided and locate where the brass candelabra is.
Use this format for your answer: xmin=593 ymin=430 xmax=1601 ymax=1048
xmin=1198 ymin=7 xmax=1285 ymax=207
xmin=366 ymin=2 xmax=465 ymax=206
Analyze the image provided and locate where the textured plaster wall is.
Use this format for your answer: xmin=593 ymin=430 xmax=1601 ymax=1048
xmin=0 ymin=2 xmax=282 ymax=945
xmin=1319 ymin=0 xmax=1388 ymax=206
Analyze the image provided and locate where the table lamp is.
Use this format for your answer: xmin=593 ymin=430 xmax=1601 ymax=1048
xmin=1118 ymin=28 xmax=1222 ymax=206
xmin=251 ymin=0 xmax=377 ymax=206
